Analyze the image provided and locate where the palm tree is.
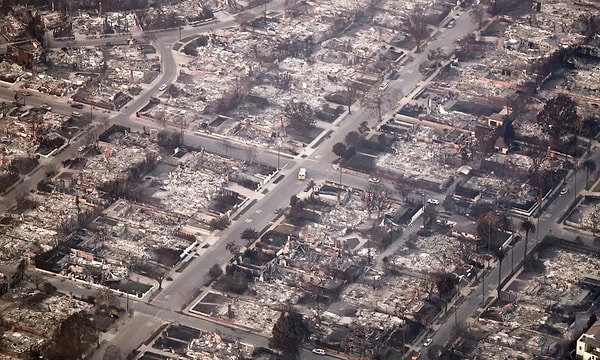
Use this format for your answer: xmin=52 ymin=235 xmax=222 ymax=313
xmin=494 ymin=248 xmax=506 ymax=296
xmin=520 ymin=219 xmax=536 ymax=264
xmin=583 ymin=159 xmax=597 ymax=187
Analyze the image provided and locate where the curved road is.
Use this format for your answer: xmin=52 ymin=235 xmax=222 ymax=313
xmin=0 ymin=4 xmax=534 ymax=360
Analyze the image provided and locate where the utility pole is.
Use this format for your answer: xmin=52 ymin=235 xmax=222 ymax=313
xmin=263 ymin=2 xmax=267 ymax=23
xmin=180 ymin=118 xmax=184 ymax=146
xmin=481 ymin=260 xmax=486 ymax=305
xmin=510 ymin=243 xmax=514 ymax=272
xmin=454 ymin=304 xmax=458 ymax=328
xmin=277 ymin=143 xmax=281 ymax=170
xmin=536 ymin=216 xmax=540 ymax=245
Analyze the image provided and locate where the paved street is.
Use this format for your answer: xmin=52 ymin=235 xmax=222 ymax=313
xmin=420 ymin=147 xmax=600 ymax=359
xmin=1 ymin=3 xmax=596 ymax=360
xmin=0 ymin=4 xmax=483 ymax=359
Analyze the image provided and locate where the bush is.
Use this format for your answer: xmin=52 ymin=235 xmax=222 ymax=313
xmin=214 ymin=270 xmax=249 ymax=294
xmin=241 ymin=228 xmax=259 ymax=242
xmin=156 ymin=130 xmax=181 ymax=151
xmin=43 ymin=282 xmax=57 ymax=295
xmin=238 ymin=179 xmax=259 ymax=190
xmin=208 ymin=264 xmax=223 ymax=279
xmin=209 ymin=215 xmax=230 ymax=230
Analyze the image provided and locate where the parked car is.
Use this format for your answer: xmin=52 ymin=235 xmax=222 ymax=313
xmin=368 ymin=177 xmax=380 ymax=183
xmin=71 ymin=111 xmax=81 ymax=118
xmin=71 ymin=103 xmax=84 ymax=109
xmin=560 ymin=188 xmax=568 ymax=195
xmin=424 ymin=338 xmax=433 ymax=347
xmin=159 ymin=84 xmax=168 ymax=91
xmin=388 ymin=70 xmax=400 ymax=80
xmin=40 ymin=104 xmax=52 ymax=111
xmin=312 ymin=349 xmax=326 ymax=355
xmin=427 ymin=198 xmax=440 ymax=205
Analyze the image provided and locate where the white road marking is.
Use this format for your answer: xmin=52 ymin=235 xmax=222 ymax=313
xmin=244 ymin=218 xmax=253 ymax=223
xmin=255 ymin=209 xmax=262 ymax=214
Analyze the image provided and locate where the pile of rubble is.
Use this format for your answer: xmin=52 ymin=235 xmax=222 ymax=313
xmin=0 ymin=293 xmax=91 ymax=353
xmin=80 ymin=133 xmax=159 ymax=186
xmin=46 ymin=47 xmax=104 ymax=71
xmin=152 ymin=151 xmax=242 ymax=218
xmin=187 ymin=330 xmax=251 ymax=359
xmin=377 ymin=139 xmax=457 ymax=184
xmin=213 ymin=297 xmax=281 ymax=337
xmin=390 ymin=234 xmax=465 ymax=274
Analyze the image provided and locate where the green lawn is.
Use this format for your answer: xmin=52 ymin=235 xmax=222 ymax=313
xmin=287 ymin=126 xmax=324 ymax=144
xmin=108 ymin=280 xmax=153 ymax=297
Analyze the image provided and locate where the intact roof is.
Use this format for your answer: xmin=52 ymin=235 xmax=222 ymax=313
xmin=587 ymin=319 xmax=600 ymax=339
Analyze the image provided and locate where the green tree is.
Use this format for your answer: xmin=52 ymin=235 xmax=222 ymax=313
xmin=48 ymin=312 xmax=98 ymax=360
xmin=332 ymin=142 xmax=347 ymax=158
xmin=345 ymin=131 xmax=361 ymax=147
xmin=95 ymin=287 xmax=120 ymax=310
xmin=208 ymin=264 xmax=223 ymax=279
xmin=226 ymin=241 xmax=241 ymax=262
xmin=156 ymin=130 xmax=182 ymax=152
xmin=288 ymin=195 xmax=305 ymax=224
xmin=209 ymin=215 xmax=230 ymax=230
xmin=583 ymin=159 xmax=597 ymax=186
xmin=520 ymin=219 xmax=535 ymax=264
xmin=284 ymin=101 xmax=315 ymax=131
xmin=269 ymin=310 xmax=310 ymax=358
xmin=433 ymin=272 xmax=457 ymax=313
xmin=582 ymin=116 xmax=599 ymax=151
xmin=240 ymin=228 xmax=259 ymax=242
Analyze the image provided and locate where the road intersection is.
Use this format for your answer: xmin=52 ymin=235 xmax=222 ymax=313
xmin=1 ymin=4 xmax=596 ymax=359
